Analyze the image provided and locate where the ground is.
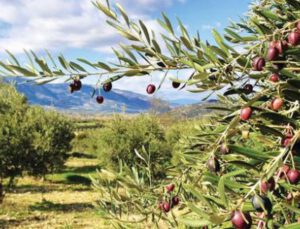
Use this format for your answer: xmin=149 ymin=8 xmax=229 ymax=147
xmin=0 ymin=155 xmax=111 ymax=229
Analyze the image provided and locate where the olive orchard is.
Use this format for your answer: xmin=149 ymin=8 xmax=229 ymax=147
xmin=0 ymin=0 xmax=300 ymax=228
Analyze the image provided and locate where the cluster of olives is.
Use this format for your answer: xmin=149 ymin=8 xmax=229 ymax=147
xmin=95 ymin=82 xmax=112 ymax=104
xmin=239 ymin=22 xmax=300 ymax=123
xmin=158 ymin=184 xmax=180 ymax=213
xmin=68 ymin=78 xmax=111 ymax=104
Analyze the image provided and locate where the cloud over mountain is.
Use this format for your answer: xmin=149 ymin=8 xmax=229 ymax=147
xmin=0 ymin=0 xmax=185 ymax=53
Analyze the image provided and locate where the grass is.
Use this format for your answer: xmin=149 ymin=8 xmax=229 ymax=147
xmin=0 ymin=115 xmax=207 ymax=228
xmin=0 ymin=155 xmax=111 ymax=228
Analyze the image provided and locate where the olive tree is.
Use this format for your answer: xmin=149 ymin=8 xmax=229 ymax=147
xmin=0 ymin=0 xmax=300 ymax=227
xmin=0 ymin=83 xmax=74 ymax=186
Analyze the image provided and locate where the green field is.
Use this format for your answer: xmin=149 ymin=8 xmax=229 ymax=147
xmin=0 ymin=152 xmax=109 ymax=228
xmin=0 ymin=115 xmax=205 ymax=228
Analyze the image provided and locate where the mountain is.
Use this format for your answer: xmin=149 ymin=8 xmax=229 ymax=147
xmin=4 ymin=78 xmax=151 ymax=114
xmin=162 ymin=99 xmax=221 ymax=119
xmin=168 ymin=98 xmax=200 ymax=107
xmin=2 ymin=78 xmax=220 ymax=115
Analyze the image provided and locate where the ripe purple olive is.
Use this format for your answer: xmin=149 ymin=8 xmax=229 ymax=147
xmin=240 ymin=107 xmax=252 ymax=121
xmin=271 ymin=98 xmax=283 ymax=111
xmin=282 ymin=136 xmax=292 ymax=147
xmin=207 ymin=157 xmax=220 ymax=173
xmin=269 ymin=40 xmax=277 ymax=49
xmin=288 ymin=31 xmax=300 ymax=46
xmin=103 ymin=82 xmax=112 ymax=92
xmin=146 ymin=84 xmax=156 ymax=94
xmin=270 ymin=40 xmax=288 ymax=54
xmin=166 ymin=184 xmax=175 ymax=193
xmin=269 ymin=73 xmax=280 ymax=82
xmin=73 ymin=79 xmax=82 ymax=91
xmin=96 ymin=96 xmax=104 ymax=104
xmin=172 ymin=81 xmax=181 ymax=89
xmin=69 ymin=80 xmax=82 ymax=93
xmin=287 ymin=169 xmax=300 ymax=184
xmin=252 ymin=57 xmax=265 ymax=71
xmin=69 ymin=83 xmax=75 ymax=93
xmin=260 ymin=177 xmax=275 ymax=194
xmin=268 ymin=47 xmax=279 ymax=61
xmin=231 ymin=211 xmax=252 ymax=229
xmin=277 ymin=40 xmax=288 ymax=54
xmin=251 ymin=194 xmax=272 ymax=213
xmin=162 ymin=202 xmax=171 ymax=212
xmin=243 ymin=84 xmax=253 ymax=95
xmin=278 ymin=165 xmax=290 ymax=179
xmin=172 ymin=196 xmax=180 ymax=206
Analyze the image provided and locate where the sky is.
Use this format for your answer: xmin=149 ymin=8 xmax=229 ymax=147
xmin=0 ymin=0 xmax=252 ymax=103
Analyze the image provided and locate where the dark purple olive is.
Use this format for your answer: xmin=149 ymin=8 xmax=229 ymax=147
xmin=96 ymin=96 xmax=104 ymax=104
xmin=269 ymin=73 xmax=280 ymax=82
xmin=260 ymin=177 xmax=275 ymax=193
xmin=162 ymin=202 xmax=170 ymax=212
xmin=243 ymin=84 xmax=253 ymax=95
xmin=69 ymin=83 xmax=75 ymax=93
xmin=252 ymin=57 xmax=265 ymax=71
xmin=288 ymin=31 xmax=300 ymax=46
xmin=73 ymin=79 xmax=82 ymax=91
xmin=231 ymin=211 xmax=252 ymax=229
xmin=276 ymin=40 xmax=288 ymax=54
xmin=146 ymin=84 xmax=156 ymax=94
xmin=172 ymin=196 xmax=180 ymax=206
xmin=103 ymin=82 xmax=112 ymax=92
xmin=268 ymin=47 xmax=279 ymax=61
xmin=172 ymin=81 xmax=181 ymax=89
xmin=287 ymin=169 xmax=300 ymax=184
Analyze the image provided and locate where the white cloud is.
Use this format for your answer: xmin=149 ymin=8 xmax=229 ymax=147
xmin=201 ymin=21 xmax=222 ymax=30
xmin=0 ymin=0 xmax=205 ymax=102
xmin=0 ymin=0 xmax=185 ymax=53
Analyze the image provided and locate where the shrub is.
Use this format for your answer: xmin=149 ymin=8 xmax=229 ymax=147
xmin=0 ymin=83 xmax=30 ymax=183
xmin=100 ymin=115 xmax=172 ymax=178
xmin=24 ymin=106 xmax=74 ymax=176
xmin=0 ymin=83 xmax=74 ymax=185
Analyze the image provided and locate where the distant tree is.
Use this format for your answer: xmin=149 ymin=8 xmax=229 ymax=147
xmin=25 ymin=106 xmax=74 ymax=177
xmin=100 ymin=115 xmax=171 ymax=178
xmin=0 ymin=83 xmax=30 ymax=185
xmin=0 ymin=83 xmax=74 ymax=188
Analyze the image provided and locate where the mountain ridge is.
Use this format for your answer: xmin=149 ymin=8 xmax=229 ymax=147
xmin=4 ymin=78 xmax=152 ymax=114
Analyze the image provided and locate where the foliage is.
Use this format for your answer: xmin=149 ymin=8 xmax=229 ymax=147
xmin=100 ymin=115 xmax=172 ymax=179
xmin=24 ymin=106 xmax=74 ymax=176
xmin=0 ymin=83 xmax=74 ymax=183
xmin=0 ymin=83 xmax=30 ymax=181
xmin=1 ymin=0 xmax=300 ymax=227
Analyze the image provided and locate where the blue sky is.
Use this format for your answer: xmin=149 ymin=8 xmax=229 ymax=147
xmin=0 ymin=0 xmax=252 ymax=102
